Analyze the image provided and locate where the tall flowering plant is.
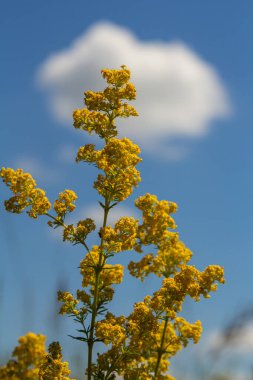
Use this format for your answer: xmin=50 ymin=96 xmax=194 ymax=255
xmin=0 ymin=66 xmax=224 ymax=380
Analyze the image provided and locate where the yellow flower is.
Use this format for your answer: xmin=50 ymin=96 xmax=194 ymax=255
xmin=135 ymin=193 xmax=177 ymax=246
xmin=76 ymin=138 xmax=142 ymax=201
xmin=149 ymin=264 xmax=225 ymax=315
xmin=39 ymin=341 xmax=76 ymax=380
xmin=0 ymin=332 xmax=46 ymax=380
xmin=0 ymin=167 xmax=51 ymax=218
xmin=127 ymin=302 xmax=159 ymax=341
xmin=100 ymin=263 xmax=124 ymax=286
xmin=73 ymin=108 xmax=117 ymax=140
xmin=63 ymin=218 xmax=96 ymax=244
xmin=95 ymin=312 xmax=126 ymax=346
xmin=57 ymin=291 xmax=79 ymax=316
xmin=101 ymin=216 xmax=138 ymax=253
xmin=129 ymin=232 xmax=192 ymax=281
xmin=73 ymin=66 xmax=138 ymax=146
xmin=54 ymin=189 xmax=77 ymax=216
xmin=174 ymin=317 xmax=202 ymax=346
xmin=80 ymin=248 xmax=124 ymax=288
xmin=101 ymin=65 xmax=131 ymax=86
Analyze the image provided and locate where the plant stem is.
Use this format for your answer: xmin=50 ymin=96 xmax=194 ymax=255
xmin=46 ymin=213 xmax=90 ymax=252
xmin=86 ymin=196 xmax=110 ymax=380
xmin=153 ymin=317 xmax=169 ymax=379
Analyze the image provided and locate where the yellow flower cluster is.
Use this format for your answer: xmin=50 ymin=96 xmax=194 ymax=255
xmin=57 ymin=289 xmax=92 ymax=321
xmin=174 ymin=317 xmax=202 ymax=346
xmin=128 ymin=194 xmax=192 ymax=282
xmin=101 ymin=216 xmax=138 ymax=253
xmin=149 ymin=265 xmax=225 ymax=316
xmin=39 ymin=341 xmax=76 ymax=380
xmin=0 ymin=332 xmax=46 ymax=380
xmin=76 ymin=289 xmax=91 ymax=306
xmin=140 ymin=317 xmax=201 ymax=376
xmin=135 ymin=193 xmax=177 ymax=247
xmin=73 ymin=109 xmax=117 ymax=139
xmin=101 ymin=65 xmax=131 ymax=86
xmin=84 ymin=85 xmax=137 ymax=114
xmin=128 ymin=232 xmax=192 ymax=280
xmin=92 ymin=299 xmax=202 ymax=379
xmin=73 ymin=66 xmax=141 ymax=203
xmin=127 ymin=302 xmax=159 ymax=347
xmin=79 ymin=245 xmax=101 ymax=287
xmin=0 ymin=167 xmax=51 ymax=218
xmin=73 ymin=66 xmax=138 ymax=141
xmin=80 ymin=247 xmax=124 ymax=288
xmin=76 ymin=137 xmax=141 ymax=201
xmin=99 ymin=263 xmax=124 ymax=286
xmin=54 ymin=189 xmax=77 ymax=217
xmin=86 ymin=68 xmax=136 ymax=109
xmin=91 ymin=262 xmax=223 ymax=378
xmin=95 ymin=138 xmax=141 ymax=172
xmin=63 ymin=218 xmax=96 ymax=244
xmin=57 ymin=291 xmax=79 ymax=316
xmin=0 ymin=333 xmax=76 ymax=380
xmin=95 ymin=312 xmax=126 ymax=346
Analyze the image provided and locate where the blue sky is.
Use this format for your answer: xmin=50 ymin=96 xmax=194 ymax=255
xmin=1 ymin=1 xmax=253 ymax=378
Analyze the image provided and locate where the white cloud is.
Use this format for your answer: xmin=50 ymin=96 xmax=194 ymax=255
xmin=37 ymin=22 xmax=231 ymax=158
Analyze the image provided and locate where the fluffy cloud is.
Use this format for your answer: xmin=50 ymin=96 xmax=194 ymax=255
xmin=37 ymin=22 xmax=231 ymax=158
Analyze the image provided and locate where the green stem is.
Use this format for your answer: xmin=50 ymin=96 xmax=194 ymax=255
xmin=153 ymin=317 xmax=169 ymax=379
xmin=46 ymin=213 xmax=90 ymax=252
xmin=86 ymin=196 xmax=110 ymax=380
